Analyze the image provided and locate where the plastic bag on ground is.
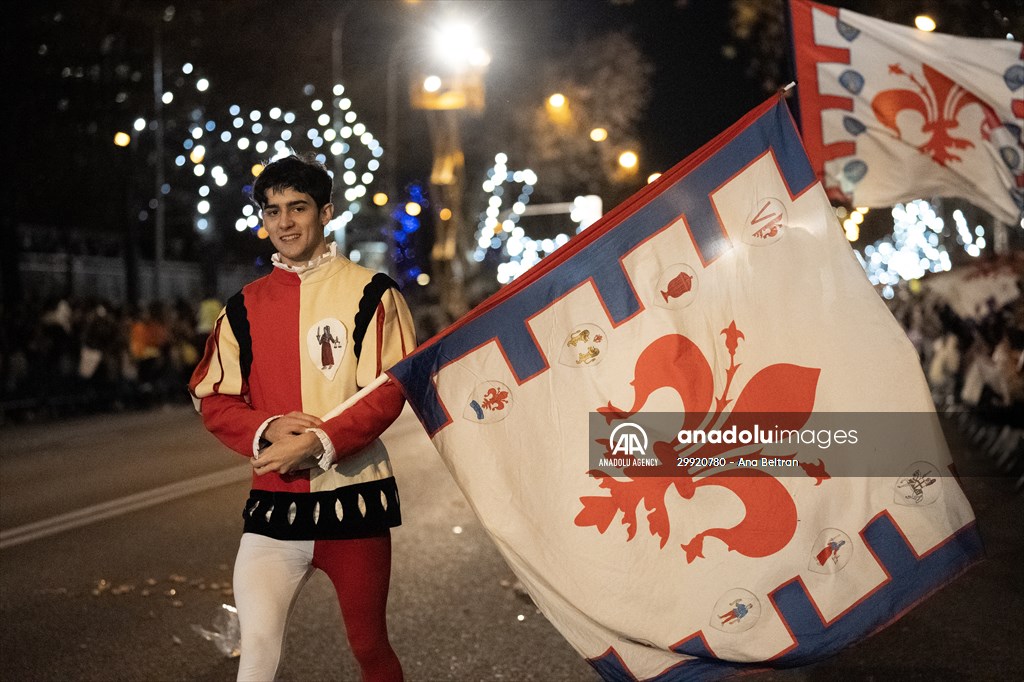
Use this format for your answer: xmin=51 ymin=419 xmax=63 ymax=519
xmin=191 ymin=603 xmax=240 ymax=658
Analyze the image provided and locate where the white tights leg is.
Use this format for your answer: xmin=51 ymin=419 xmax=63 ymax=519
xmin=232 ymin=533 xmax=315 ymax=682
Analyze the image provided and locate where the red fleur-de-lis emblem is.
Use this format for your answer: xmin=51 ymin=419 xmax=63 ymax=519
xmin=481 ymin=387 xmax=509 ymax=411
xmin=575 ymin=322 xmax=827 ymax=563
xmin=872 ymin=63 xmax=1001 ymax=166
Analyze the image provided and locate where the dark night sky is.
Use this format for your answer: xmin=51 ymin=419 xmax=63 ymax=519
xmin=16 ymin=1 xmax=766 ymax=201
xmin=12 ymin=0 xmax=1021 ymax=261
xmin=12 ymin=0 xmax=775 ymax=269
xmin=166 ymin=0 xmax=767 ymax=182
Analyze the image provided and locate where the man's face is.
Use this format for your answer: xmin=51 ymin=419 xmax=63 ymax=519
xmin=261 ymin=187 xmax=333 ymax=267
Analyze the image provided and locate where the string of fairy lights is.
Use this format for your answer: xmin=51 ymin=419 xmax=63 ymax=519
xmin=133 ymin=62 xmax=383 ymax=242
xmin=855 ymin=199 xmax=988 ymax=299
xmin=126 ymin=66 xmax=997 ymax=294
xmin=473 ymin=153 xmax=596 ymax=284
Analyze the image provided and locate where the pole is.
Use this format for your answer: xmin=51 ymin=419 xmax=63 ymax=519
xmin=386 ymin=36 xmax=418 ymax=208
xmin=152 ymin=21 xmax=166 ymax=301
xmin=425 ymin=109 xmax=469 ymax=320
xmin=386 ymin=45 xmax=401 ymax=202
xmin=331 ymin=4 xmax=354 ymax=251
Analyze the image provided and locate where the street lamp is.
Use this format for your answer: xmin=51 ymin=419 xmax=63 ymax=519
xmin=546 ymin=93 xmax=571 ymax=125
xmin=432 ymin=21 xmax=491 ymax=69
xmin=914 ymin=15 xmax=937 ymax=32
xmin=618 ymin=150 xmax=639 ymax=170
xmin=423 ymin=75 xmax=443 ymax=93
xmin=387 ymin=18 xmax=489 ymax=194
xmin=404 ymin=16 xmax=490 ymax=319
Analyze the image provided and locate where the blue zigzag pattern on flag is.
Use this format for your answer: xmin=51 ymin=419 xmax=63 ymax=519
xmin=389 ymin=100 xmax=816 ymax=436
xmin=587 ymin=513 xmax=983 ymax=681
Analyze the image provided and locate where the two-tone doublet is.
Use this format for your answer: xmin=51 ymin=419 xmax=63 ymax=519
xmin=190 ymin=254 xmax=416 ymax=540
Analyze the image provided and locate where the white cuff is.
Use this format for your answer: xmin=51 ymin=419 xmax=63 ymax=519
xmin=253 ymin=415 xmax=282 ymax=457
xmin=306 ymin=427 xmax=336 ymax=471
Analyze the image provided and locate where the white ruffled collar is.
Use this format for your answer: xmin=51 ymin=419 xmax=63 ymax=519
xmin=271 ymin=242 xmax=337 ymax=274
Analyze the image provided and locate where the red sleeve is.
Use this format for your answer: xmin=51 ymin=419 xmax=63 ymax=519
xmin=197 ymin=393 xmax=277 ymax=458
xmin=320 ymin=379 xmax=406 ymax=462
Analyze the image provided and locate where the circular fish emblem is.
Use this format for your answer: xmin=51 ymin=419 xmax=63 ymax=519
xmin=654 ymin=264 xmax=698 ymax=309
xmin=742 ymin=197 xmax=787 ymax=246
xmin=559 ymin=324 xmax=608 ymax=368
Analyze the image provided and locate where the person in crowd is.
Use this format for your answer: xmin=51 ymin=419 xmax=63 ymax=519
xmin=928 ymin=332 xmax=960 ymax=401
xmin=194 ymin=290 xmax=223 ymax=351
xmin=168 ymin=298 xmax=199 ymax=396
xmin=130 ymin=302 xmax=170 ymax=400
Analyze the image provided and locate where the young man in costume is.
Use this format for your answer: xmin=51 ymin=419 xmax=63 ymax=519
xmin=189 ymin=154 xmax=415 ymax=681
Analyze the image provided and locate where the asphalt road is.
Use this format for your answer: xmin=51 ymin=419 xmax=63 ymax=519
xmin=0 ymin=405 xmax=592 ymax=682
xmin=1 ymin=406 xmax=1019 ymax=681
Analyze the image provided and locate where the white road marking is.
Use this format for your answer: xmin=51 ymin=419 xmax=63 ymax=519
xmin=0 ymin=466 xmax=251 ymax=550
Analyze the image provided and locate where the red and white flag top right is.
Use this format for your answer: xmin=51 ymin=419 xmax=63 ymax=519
xmin=790 ymin=0 xmax=1024 ymax=225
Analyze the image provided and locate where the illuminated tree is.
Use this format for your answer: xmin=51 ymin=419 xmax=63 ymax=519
xmin=508 ymin=31 xmax=653 ymax=206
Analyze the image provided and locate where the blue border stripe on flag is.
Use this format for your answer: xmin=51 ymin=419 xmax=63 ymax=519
xmin=390 ymin=97 xmax=816 ymax=436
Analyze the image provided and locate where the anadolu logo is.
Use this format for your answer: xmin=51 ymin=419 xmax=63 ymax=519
xmin=609 ymin=422 xmax=648 ymax=457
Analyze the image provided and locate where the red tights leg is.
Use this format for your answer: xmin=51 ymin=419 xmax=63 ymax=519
xmin=313 ymin=534 xmax=403 ymax=682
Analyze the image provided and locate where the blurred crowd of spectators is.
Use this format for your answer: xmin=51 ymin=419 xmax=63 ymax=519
xmin=889 ymin=283 xmax=1024 ymax=487
xmin=0 ymin=295 xmax=223 ymax=422
xmin=3 ymin=277 xmax=1022 ymax=488
xmin=0 ymin=287 xmax=442 ymax=425
xmin=890 ymin=288 xmax=1024 ymax=413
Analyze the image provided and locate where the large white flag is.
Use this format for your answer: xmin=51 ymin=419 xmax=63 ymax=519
xmin=386 ymin=96 xmax=981 ymax=679
xmin=791 ymin=0 xmax=1023 ymax=225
